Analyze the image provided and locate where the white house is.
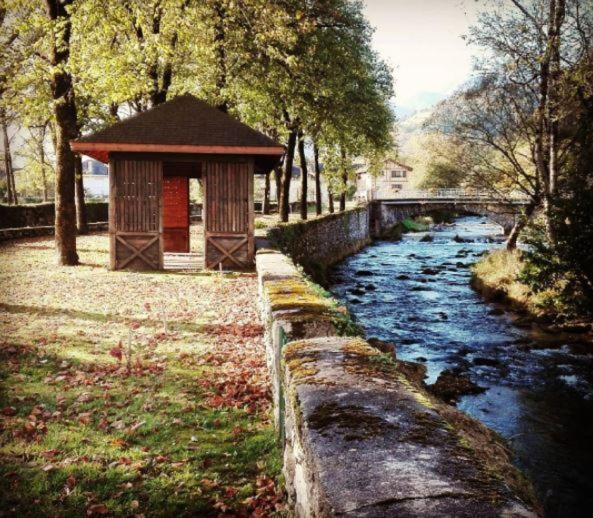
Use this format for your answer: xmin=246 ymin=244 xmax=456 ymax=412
xmin=82 ymin=157 xmax=108 ymax=199
xmin=355 ymin=160 xmax=415 ymax=201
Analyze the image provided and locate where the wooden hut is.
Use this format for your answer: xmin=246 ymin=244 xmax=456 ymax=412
xmin=71 ymin=95 xmax=284 ymax=271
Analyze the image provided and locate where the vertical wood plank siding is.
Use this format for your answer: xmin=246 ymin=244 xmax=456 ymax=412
xmin=110 ymin=158 xmax=162 ymax=270
xmin=204 ymin=160 xmax=254 ymax=269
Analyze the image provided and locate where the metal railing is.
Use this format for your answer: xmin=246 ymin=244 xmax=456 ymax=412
xmin=361 ymin=188 xmax=529 ymax=202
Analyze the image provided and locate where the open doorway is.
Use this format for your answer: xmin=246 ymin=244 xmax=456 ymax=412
xmin=189 ymin=177 xmax=203 ymax=255
xmin=162 ymin=161 xmax=204 ymax=270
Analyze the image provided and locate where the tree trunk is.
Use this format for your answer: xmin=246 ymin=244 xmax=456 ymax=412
xmin=313 ymin=142 xmax=322 ymax=215
xmin=263 ymin=171 xmax=271 ymax=215
xmin=298 ymin=131 xmax=308 ymax=220
xmin=274 ymin=166 xmax=282 ymax=211
xmin=544 ymin=0 xmax=566 ymax=245
xmin=46 ymin=0 xmax=78 ymax=265
xmin=75 ymin=155 xmax=88 ymax=234
xmin=339 ymin=147 xmax=347 ymax=212
xmin=506 ymin=202 xmax=537 ymax=250
xmin=280 ymin=128 xmax=298 ymax=222
xmin=1 ymin=109 xmax=16 ymax=205
xmin=328 ymin=186 xmax=334 ymax=213
xmin=109 ymin=103 xmax=120 ymax=121
xmin=39 ymin=127 xmax=48 ymax=202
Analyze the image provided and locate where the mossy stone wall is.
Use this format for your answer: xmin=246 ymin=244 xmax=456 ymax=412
xmin=266 ymin=207 xmax=371 ymax=283
xmin=256 ymin=247 xmax=539 ymax=517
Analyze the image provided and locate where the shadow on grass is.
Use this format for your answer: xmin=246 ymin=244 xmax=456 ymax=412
xmin=0 ymin=336 xmax=279 ymax=517
xmin=0 ymin=303 xmax=206 ymax=333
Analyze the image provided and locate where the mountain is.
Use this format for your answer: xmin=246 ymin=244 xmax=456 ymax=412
xmin=397 ymin=107 xmax=434 ymax=149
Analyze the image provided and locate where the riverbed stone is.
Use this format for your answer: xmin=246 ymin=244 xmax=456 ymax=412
xmin=367 ymin=337 xmax=396 ymax=358
xmin=429 ymin=368 xmax=487 ymax=403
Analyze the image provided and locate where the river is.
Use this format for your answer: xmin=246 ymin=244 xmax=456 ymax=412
xmin=328 ymin=215 xmax=593 ymax=517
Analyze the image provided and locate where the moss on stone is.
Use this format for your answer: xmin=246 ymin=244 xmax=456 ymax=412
xmin=341 ymin=339 xmax=381 ymax=357
xmin=285 ymin=355 xmax=319 ymax=384
xmin=308 ymin=401 xmax=397 ymax=441
xmin=265 ymin=277 xmax=333 ymax=314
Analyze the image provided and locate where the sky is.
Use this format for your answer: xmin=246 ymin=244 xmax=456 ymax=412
xmin=362 ymin=0 xmax=483 ymax=116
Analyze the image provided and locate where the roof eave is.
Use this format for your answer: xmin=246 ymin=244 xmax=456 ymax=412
xmin=70 ymin=141 xmax=285 ymax=163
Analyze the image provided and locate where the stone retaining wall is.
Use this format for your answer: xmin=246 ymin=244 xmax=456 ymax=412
xmin=266 ymin=208 xmax=371 ymax=282
xmin=256 ymin=249 xmax=539 ymax=517
xmin=0 ymin=202 xmax=108 ymax=229
xmin=0 ymin=222 xmax=108 ymax=242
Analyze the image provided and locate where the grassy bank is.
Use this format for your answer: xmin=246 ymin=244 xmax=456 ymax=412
xmin=0 ymin=234 xmax=284 ymax=516
xmin=471 ymin=249 xmax=591 ymax=325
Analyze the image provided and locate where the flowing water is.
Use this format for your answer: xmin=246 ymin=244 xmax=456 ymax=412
xmin=329 ymin=216 xmax=593 ymax=517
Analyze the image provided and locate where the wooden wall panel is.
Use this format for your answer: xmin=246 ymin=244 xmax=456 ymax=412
xmin=204 ymin=160 xmax=254 ymax=270
xmin=110 ymin=158 xmax=162 ymax=270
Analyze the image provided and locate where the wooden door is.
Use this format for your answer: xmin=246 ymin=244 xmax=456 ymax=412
xmin=204 ymin=160 xmax=254 ymax=269
xmin=109 ymin=158 xmax=162 ymax=270
xmin=162 ymin=176 xmax=189 ymax=252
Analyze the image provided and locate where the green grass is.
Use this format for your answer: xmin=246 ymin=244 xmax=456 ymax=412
xmin=471 ymin=249 xmax=559 ymax=317
xmin=0 ymin=233 xmax=284 ymax=516
xmin=401 ymin=217 xmax=430 ymax=233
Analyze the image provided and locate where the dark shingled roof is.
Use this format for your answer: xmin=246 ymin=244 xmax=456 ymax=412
xmin=76 ymin=94 xmax=280 ymax=148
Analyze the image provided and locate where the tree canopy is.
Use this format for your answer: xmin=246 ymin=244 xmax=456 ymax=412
xmin=1 ymin=0 xmax=396 ymax=228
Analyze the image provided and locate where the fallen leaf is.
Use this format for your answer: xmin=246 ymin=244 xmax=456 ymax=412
xmin=87 ymin=503 xmax=108 ymax=515
xmin=1 ymin=406 xmax=17 ymax=416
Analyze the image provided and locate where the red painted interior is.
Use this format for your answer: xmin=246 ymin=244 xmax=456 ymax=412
xmin=162 ymin=176 xmax=190 ymax=253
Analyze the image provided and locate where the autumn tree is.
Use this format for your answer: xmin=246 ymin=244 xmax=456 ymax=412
xmin=425 ymin=0 xmax=593 ymax=249
xmin=44 ymin=0 xmax=79 ymax=265
xmin=0 ymin=2 xmax=19 ymax=205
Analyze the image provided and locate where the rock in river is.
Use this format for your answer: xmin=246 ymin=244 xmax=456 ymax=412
xmin=428 ymin=369 xmax=486 ymax=404
xmin=367 ymin=337 xmax=397 ymax=358
xmin=421 ymin=267 xmax=439 ymax=275
xmin=349 ymin=288 xmax=366 ymax=296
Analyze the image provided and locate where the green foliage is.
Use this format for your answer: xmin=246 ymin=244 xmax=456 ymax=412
xmin=401 ymin=217 xmax=429 ymax=233
xmin=518 ymin=51 xmax=593 ymax=315
xmin=2 ymin=0 xmax=396 ymax=209
xmin=520 ymin=214 xmax=593 ymax=317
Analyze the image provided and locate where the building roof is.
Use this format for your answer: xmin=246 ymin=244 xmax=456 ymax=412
xmin=71 ymin=94 xmax=284 ymax=164
xmin=386 ymin=160 xmax=413 ymax=171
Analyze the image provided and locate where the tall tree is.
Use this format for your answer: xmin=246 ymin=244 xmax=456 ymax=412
xmin=46 ymin=0 xmax=78 ymax=265
xmin=297 ymin=130 xmax=308 ymax=219
xmin=425 ymin=0 xmax=592 ymax=248
xmin=0 ymin=3 xmax=19 ymax=205
xmin=313 ymin=142 xmax=322 ymax=215
xmin=0 ymin=108 xmax=16 ymax=204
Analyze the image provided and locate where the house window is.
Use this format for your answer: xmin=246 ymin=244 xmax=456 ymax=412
xmin=391 ymin=170 xmax=406 ymax=178
xmin=392 ymin=184 xmax=402 ymax=191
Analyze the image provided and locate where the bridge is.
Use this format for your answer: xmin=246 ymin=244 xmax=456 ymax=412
xmin=368 ymin=189 xmax=530 ymax=237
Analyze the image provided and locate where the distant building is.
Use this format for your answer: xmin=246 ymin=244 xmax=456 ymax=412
xmin=82 ymin=157 xmax=108 ymax=198
xmin=82 ymin=157 xmax=107 ymax=175
xmin=355 ymin=160 xmax=415 ymax=201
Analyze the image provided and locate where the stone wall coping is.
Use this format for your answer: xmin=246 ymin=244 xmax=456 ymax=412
xmin=282 ymin=336 xmax=538 ymax=517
